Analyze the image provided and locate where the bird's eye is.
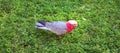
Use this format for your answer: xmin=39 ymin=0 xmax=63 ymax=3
xmin=73 ymin=24 xmax=76 ymax=25
xmin=72 ymin=24 xmax=75 ymax=26
xmin=73 ymin=24 xmax=77 ymax=26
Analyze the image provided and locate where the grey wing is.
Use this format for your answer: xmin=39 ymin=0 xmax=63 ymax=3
xmin=45 ymin=21 xmax=67 ymax=35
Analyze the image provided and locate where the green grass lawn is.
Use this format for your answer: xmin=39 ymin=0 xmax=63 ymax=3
xmin=0 ymin=0 xmax=120 ymax=53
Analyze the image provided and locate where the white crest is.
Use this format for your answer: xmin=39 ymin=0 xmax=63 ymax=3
xmin=68 ymin=20 xmax=77 ymax=25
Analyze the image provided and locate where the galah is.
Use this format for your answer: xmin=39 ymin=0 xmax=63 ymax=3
xmin=35 ymin=20 xmax=77 ymax=38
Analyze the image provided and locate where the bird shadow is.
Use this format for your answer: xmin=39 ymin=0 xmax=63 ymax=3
xmin=34 ymin=29 xmax=62 ymax=43
xmin=35 ymin=29 xmax=64 ymax=45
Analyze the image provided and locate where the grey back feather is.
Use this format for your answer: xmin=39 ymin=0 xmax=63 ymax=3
xmin=45 ymin=21 xmax=67 ymax=35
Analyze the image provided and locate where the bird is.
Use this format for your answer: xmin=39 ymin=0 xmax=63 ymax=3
xmin=35 ymin=20 xmax=77 ymax=38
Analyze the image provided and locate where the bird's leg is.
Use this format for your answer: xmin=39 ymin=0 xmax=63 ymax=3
xmin=58 ymin=35 xmax=62 ymax=38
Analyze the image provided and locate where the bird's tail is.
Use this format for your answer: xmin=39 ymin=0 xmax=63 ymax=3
xmin=35 ymin=21 xmax=49 ymax=30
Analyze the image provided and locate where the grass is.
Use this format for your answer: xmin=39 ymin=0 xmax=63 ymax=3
xmin=0 ymin=0 xmax=120 ymax=53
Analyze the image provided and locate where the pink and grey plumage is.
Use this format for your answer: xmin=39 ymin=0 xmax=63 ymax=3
xmin=35 ymin=20 xmax=77 ymax=38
